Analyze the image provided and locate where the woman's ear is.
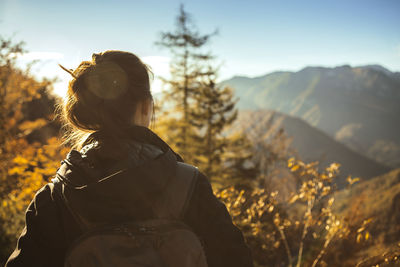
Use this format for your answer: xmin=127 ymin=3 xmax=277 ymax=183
xmin=141 ymin=98 xmax=152 ymax=116
xmin=133 ymin=98 xmax=153 ymax=127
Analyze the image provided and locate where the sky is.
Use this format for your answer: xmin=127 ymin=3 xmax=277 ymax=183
xmin=1 ymin=0 xmax=400 ymax=96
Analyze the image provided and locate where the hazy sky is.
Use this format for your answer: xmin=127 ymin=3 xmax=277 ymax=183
xmin=1 ymin=0 xmax=400 ymax=96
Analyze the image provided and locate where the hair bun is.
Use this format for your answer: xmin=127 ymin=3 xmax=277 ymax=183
xmin=83 ymin=61 xmax=128 ymax=99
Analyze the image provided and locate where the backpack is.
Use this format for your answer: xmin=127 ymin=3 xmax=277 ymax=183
xmin=53 ymin=161 xmax=208 ymax=267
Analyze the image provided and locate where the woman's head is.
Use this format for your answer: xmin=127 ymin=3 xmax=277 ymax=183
xmin=60 ymin=50 xmax=154 ymax=148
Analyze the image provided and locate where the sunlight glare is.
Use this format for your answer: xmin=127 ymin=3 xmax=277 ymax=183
xmin=142 ymin=56 xmax=170 ymax=94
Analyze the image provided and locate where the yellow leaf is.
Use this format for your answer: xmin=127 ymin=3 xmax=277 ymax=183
xmin=268 ymin=205 xmax=274 ymax=213
xmin=365 ymin=231 xmax=370 ymax=241
xmin=289 ymin=194 xmax=298 ymax=204
xmin=291 ymin=165 xmax=300 ymax=172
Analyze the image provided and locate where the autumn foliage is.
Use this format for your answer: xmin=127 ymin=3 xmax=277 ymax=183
xmin=216 ymin=159 xmax=399 ymax=266
xmin=0 ymin=36 xmax=67 ymax=261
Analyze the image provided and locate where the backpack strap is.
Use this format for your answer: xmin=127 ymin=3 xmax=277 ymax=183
xmin=151 ymin=162 xmax=199 ymax=220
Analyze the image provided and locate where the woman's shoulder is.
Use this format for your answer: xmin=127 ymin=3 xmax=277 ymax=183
xmin=31 ymin=183 xmax=56 ymax=210
xmin=26 ymin=183 xmax=64 ymax=229
xmin=184 ymin=170 xmax=224 ymax=223
xmin=26 ymin=181 xmax=72 ymax=235
xmin=5 ymin=183 xmax=68 ymax=267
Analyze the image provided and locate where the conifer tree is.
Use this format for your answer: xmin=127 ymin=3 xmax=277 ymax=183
xmin=154 ymin=5 xmax=259 ymax=188
xmin=190 ymin=67 xmax=236 ymax=178
xmin=155 ymin=4 xmax=216 ymax=162
xmin=191 ymin=66 xmax=259 ymax=188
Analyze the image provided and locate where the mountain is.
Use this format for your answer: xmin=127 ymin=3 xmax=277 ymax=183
xmin=221 ymin=65 xmax=400 ymax=168
xmin=232 ymin=110 xmax=391 ymax=187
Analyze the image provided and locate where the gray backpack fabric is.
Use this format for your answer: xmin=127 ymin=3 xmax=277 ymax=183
xmin=53 ymin=162 xmax=208 ymax=267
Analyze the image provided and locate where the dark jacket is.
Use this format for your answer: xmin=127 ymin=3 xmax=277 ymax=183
xmin=5 ymin=125 xmax=253 ymax=267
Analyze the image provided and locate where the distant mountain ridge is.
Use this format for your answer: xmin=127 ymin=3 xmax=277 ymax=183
xmin=221 ymin=64 xmax=400 ymax=168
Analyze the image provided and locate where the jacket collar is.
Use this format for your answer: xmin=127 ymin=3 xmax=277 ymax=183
xmin=83 ymin=125 xmax=183 ymax=162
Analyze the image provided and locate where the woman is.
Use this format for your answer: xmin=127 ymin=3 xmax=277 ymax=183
xmin=5 ymin=50 xmax=253 ymax=267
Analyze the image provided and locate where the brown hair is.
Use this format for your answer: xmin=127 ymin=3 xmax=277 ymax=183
xmin=59 ymin=50 xmax=154 ymax=149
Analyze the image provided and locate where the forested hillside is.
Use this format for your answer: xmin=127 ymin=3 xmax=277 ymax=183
xmin=230 ymin=110 xmax=390 ymax=188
